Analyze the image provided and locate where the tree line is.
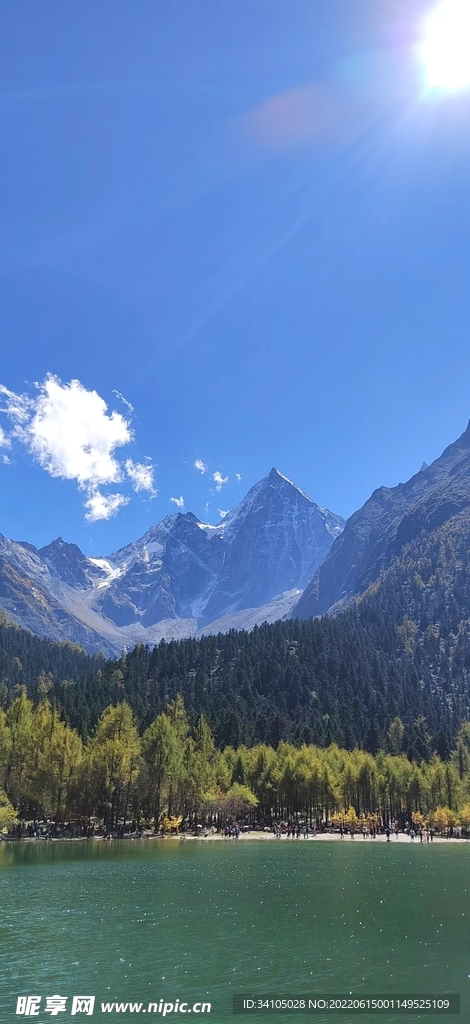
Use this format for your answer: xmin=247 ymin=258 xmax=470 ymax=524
xmin=2 ymin=692 xmax=470 ymax=836
xmin=1 ymin=510 xmax=470 ymax=767
xmin=2 ymin=513 xmax=470 ymax=760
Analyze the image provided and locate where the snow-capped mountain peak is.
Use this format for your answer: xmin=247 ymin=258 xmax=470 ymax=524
xmin=0 ymin=469 xmax=345 ymax=654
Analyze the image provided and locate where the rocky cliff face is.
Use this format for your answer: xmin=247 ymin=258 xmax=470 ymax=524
xmin=198 ymin=469 xmax=344 ymax=623
xmin=39 ymin=538 xmax=108 ymax=588
xmin=96 ymin=468 xmax=344 ymax=628
xmin=293 ymin=420 xmax=470 ymax=620
xmin=0 ymin=536 xmax=110 ymax=652
xmin=0 ymin=469 xmax=344 ymax=654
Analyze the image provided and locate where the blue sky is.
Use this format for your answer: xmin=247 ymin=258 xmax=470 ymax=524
xmin=1 ymin=0 xmax=470 ymax=555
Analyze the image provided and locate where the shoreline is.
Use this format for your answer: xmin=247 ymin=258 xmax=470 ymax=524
xmin=2 ymin=831 xmax=469 ymax=845
xmin=186 ymin=832 xmax=468 ymax=844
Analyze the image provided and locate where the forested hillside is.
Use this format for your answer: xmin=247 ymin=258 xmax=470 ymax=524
xmin=295 ymin=418 xmax=470 ymax=618
xmin=1 ymin=509 xmax=470 ymax=760
xmin=2 ymin=693 xmax=470 ymax=832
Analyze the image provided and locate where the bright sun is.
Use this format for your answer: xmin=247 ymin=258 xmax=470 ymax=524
xmin=421 ymin=0 xmax=470 ymax=91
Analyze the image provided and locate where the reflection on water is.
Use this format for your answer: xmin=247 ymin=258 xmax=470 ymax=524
xmin=0 ymin=840 xmax=468 ymax=1023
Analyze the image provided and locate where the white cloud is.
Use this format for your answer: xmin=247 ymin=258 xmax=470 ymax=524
xmin=203 ymin=501 xmax=211 ymax=518
xmin=218 ymin=509 xmax=229 ymax=519
xmin=0 ymin=385 xmax=31 ymax=425
xmin=84 ymin=491 xmax=129 ymax=523
xmin=24 ymin=375 xmax=130 ymax=485
xmin=2 ymin=454 xmax=11 ymax=465
xmin=0 ymin=374 xmax=156 ymax=522
xmin=213 ymin=470 xmax=228 ymax=492
xmin=170 ymin=496 xmax=185 ymax=509
xmin=194 ymin=458 xmax=207 ymax=474
xmin=125 ymin=459 xmax=156 ymax=495
xmin=0 ymin=425 xmax=11 ymax=448
xmin=112 ymin=389 xmax=134 ymax=413
xmin=235 ymin=472 xmax=242 ymax=481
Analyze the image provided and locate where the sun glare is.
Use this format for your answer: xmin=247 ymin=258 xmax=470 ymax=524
xmin=421 ymin=0 xmax=470 ymax=91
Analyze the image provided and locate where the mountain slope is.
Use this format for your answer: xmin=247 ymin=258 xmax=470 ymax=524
xmin=294 ymin=420 xmax=470 ymax=620
xmin=99 ymin=468 xmax=344 ymax=631
xmin=0 ymin=470 xmax=344 ymax=654
xmin=0 ymin=536 xmax=112 ymax=653
xmin=198 ymin=468 xmax=343 ymax=623
xmin=4 ymin=509 xmax=470 ymax=757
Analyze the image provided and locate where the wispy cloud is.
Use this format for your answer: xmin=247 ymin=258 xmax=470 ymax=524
xmin=194 ymin=458 xmax=207 ymax=474
xmin=1 ymin=454 xmax=11 ymax=465
xmin=84 ymin=491 xmax=129 ymax=523
xmin=0 ymin=386 xmax=30 ymax=425
xmin=235 ymin=472 xmax=242 ymax=482
xmin=113 ymin=389 xmax=134 ymax=414
xmin=170 ymin=495 xmax=185 ymax=509
xmin=0 ymin=425 xmax=11 ymax=448
xmin=0 ymin=374 xmax=155 ymax=521
xmin=125 ymin=458 xmax=156 ymax=495
xmin=213 ymin=470 xmax=228 ymax=492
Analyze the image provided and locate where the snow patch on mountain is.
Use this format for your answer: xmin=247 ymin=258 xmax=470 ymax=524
xmin=0 ymin=468 xmax=345 ymax=654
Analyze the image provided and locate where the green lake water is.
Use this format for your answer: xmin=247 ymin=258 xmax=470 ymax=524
xmin=0 ymin=839 xmax=469 ymax=1022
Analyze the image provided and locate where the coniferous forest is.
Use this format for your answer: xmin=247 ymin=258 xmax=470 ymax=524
xmin=1 ymin=692 xmax=470 ymax=835
xmin=1 ymin=513 xmax=470 ymax=829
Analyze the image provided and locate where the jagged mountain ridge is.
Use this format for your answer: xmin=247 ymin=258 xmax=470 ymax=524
xmin=294 ymin=419 xmax=470 ymax=620
xmin=3 ymin=507 xmax=470 ymax=755
xmin=0 ymin=469 xmax=344 ymax=654
xmin=99 ymin=468 xmax=344 ymax=628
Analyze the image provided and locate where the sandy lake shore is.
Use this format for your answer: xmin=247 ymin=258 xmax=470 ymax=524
xmin=198 ymin=831 xmax=467 ymax=844
xmin=3 ymin=830 xmax=468 ymax=845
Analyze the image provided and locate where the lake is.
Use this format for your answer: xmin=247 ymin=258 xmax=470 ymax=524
xmin=0 ymin=839 xmax=468 ymax=1022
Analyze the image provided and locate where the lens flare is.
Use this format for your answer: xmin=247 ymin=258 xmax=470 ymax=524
xmin=421 ymin=0 xmax=470 ymax=91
